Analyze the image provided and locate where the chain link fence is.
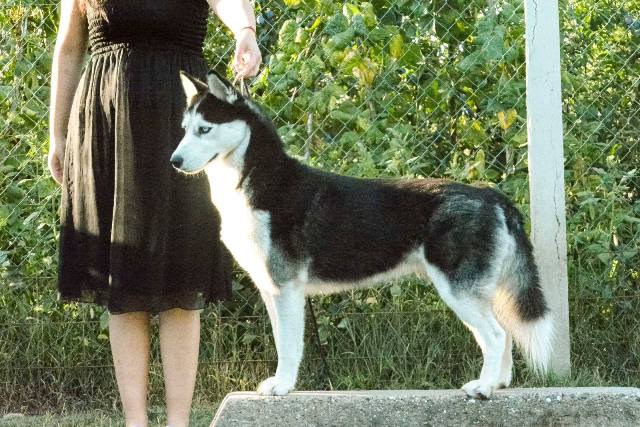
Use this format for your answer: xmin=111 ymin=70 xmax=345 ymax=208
xmin=560 ymin=0 xmax=640 ymax=378
xmin=1 ymin=0 xmax=638 ymax=414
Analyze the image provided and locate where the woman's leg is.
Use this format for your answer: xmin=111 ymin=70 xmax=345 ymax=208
xmin=159 ymin=308 xmax=201 ymax=427
xmin=109 ymin=311 xmax=151 ymax=427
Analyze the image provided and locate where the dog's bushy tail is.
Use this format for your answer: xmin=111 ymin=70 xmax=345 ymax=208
xmin=493 ymin=207 xmax=553 ymax=374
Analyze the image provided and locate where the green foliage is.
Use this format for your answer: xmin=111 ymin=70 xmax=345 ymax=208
xmin=0 ymin=0 xmax=638 ymax=414
xmin=247 ymin=0 xmax=532 ymax=186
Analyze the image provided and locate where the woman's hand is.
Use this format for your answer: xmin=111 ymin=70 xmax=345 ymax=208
xmin=233 ymin=27 xmax=261 ymax=78
xmin=48 ymin=137 xmax=66 ymax=185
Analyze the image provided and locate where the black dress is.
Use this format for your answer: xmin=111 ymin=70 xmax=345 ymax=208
xmin=58 ymin=0 xmax=232 ymax=314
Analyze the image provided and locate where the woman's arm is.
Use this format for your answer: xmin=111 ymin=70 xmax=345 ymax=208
xmin=49 ymin=0 xmax=88 ymax=184
xmin=208 ymin=0 xmax=261 ymax=78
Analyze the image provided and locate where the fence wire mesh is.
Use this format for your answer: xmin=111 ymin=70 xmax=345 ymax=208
xmin=1 ymin=0 xmax=639 ymax=414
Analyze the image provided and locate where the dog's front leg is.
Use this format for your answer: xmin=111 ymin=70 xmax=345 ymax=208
xmin=257 ymin=283 xmax=305 ymax=396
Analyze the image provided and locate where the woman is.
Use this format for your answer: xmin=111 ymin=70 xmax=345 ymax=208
xmin=48 ymin=0 xmax=261 ymax=425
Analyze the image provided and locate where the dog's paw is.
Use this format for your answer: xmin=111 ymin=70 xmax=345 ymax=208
xmin=256 ymin=376 xmax=295 ymax=396
xmin=462 ymin=379 xmax=496 ymax=400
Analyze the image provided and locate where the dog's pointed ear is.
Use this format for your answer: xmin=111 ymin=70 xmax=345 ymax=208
xmin=207 ymin=70 xmax=238 ymax=104
xmin=180 ymin=71 xmax=207 ymax=100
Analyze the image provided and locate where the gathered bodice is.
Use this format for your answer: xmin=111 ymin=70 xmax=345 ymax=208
xmin=86 ymin=0 xmax=210 ymax=56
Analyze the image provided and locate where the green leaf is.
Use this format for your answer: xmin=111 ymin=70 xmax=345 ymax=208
xmin=339 ymin=131 xmax=360 ymax=146
xmin=352 ymin=57 xmax=378 ymax=86
xmin=360 ymin=2 xmax=377 ymax=27
xmin=587 ymin=243 xmax=608 ymax=255
xmin=352 ymin=14 xmax=367 ymax=36
xmin=295 ymin=28 xmax=308 ymax=44
xmin=330 ymin=110 xmax=354 ymax=122
xmin=299 ymin=61 xmax=317 ymax=88
xmin=341 ymin=48 xmax=363 ymax=73
xmin=309 ymin=17 xmax=322 ymax=31
xmin=597 ymin=252 xmax=612 ymax=264
xmin=476 ymin=18 xmax=505 ymax=61
xmin=0 ymin=85 xmax=11 ymax=99
xmin=621 ymin=248 xmax=638 ymax=260
xmin=368 ymin=26 xmax=393 ymax=43
xmin=399 ymin=44 xmax=422 ymax=67
xmin=472 ymin=149 xmax=486 ymax=178
xmin=324 ymin=14 xmax=348 ymax=36
xmin=357 ymin=115 xmax=371 ymax=131
xmin=498 ymin=109 xmax=518 ymax=130
xmin=457 ymin=51 xmax=483 ymax=71
xmin=511 ymin=129 xmax=528 ymax=146
xmin=342 ymin=3 xmax=360 ymax=19
xmin=278 ymin=19 xmax=298 ymax=47
xmin=476 ymin=16 xmax=496 ymax=44
xmin=268 ymin=53 xmax=287 ymax=75
xmin=0 ymin=205 xmax=11 ymax=227
xmin=327 ymin=27 xmax=357 ymax=50
xmin=6 ymin=184 xmax=26 ymax=202
xmin=389 ymin=33 xmax=403 ymax=59
xmin=483 ymin=26 xmax=505 ymax=61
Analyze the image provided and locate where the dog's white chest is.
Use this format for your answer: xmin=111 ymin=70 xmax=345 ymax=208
xmin=206 ymin=168 xmax=272 ymax=285
xmin=219 ymin=200 xmax=271 ymax=270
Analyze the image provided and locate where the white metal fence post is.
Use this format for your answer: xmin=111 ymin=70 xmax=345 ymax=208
xmin=524 ymin=0 xmax=571 ymax=375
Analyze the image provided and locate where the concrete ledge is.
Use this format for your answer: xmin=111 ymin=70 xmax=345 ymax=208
xmin=211 ymin=387 xmax=640 ymax=426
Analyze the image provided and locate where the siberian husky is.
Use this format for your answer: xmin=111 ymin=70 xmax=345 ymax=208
xmin=171 ymin=71 xmax=554 ymax=399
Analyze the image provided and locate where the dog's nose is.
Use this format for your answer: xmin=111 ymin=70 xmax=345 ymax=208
xmin=170 ymin=154 xmax=183 ymax=169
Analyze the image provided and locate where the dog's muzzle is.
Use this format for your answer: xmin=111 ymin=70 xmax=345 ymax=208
xmin=169 ymin=152 xmax=219 ymax=172
xmin=170 ymin=153 xmax=184 ymax=169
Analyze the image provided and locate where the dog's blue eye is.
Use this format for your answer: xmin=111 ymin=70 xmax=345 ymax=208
xmin=198 ymin=126 xmax=212 ymax=135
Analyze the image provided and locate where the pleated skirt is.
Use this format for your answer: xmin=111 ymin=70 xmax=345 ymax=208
xmin=58 ymin=45 xmax=232 ymax=314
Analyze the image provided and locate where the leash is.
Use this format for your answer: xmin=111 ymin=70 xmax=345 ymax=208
xmin=232 ymin=72 xmax=332 ymax=389
xmin=233 ymin=74 xmax=250 ymax=97
xmin=307 ymin=297 xmax=334 ymax=390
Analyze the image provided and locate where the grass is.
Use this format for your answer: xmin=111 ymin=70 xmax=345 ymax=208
xmin=2 ymin=276 xmax=638 ymax=421
xmin=0 ymin=406 xmax=217 ymax=427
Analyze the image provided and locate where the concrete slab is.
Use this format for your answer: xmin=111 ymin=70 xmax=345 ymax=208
xmin=211 ymin=387 xmax=640 ymax=427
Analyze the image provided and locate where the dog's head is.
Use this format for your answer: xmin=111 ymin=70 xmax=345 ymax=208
xmin=170 ymin=70 xmax=259 ymax=173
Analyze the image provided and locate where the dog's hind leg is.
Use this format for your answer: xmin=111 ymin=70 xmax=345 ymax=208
xmin=424 ymin=264 xmax=506 ymax=399
xmin=257 ymin=283 xmax=306 ymax=396
xmin=452 ymin=297 xmax=506 ymax=399
xmin=463 ymin=324 xmax=512 ymax=389
xmin=498 ymin=332 xmax=513 ymax=388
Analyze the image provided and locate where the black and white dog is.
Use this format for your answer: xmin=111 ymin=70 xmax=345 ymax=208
xmin=171 ymin=71 xmax=553 ymax=399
